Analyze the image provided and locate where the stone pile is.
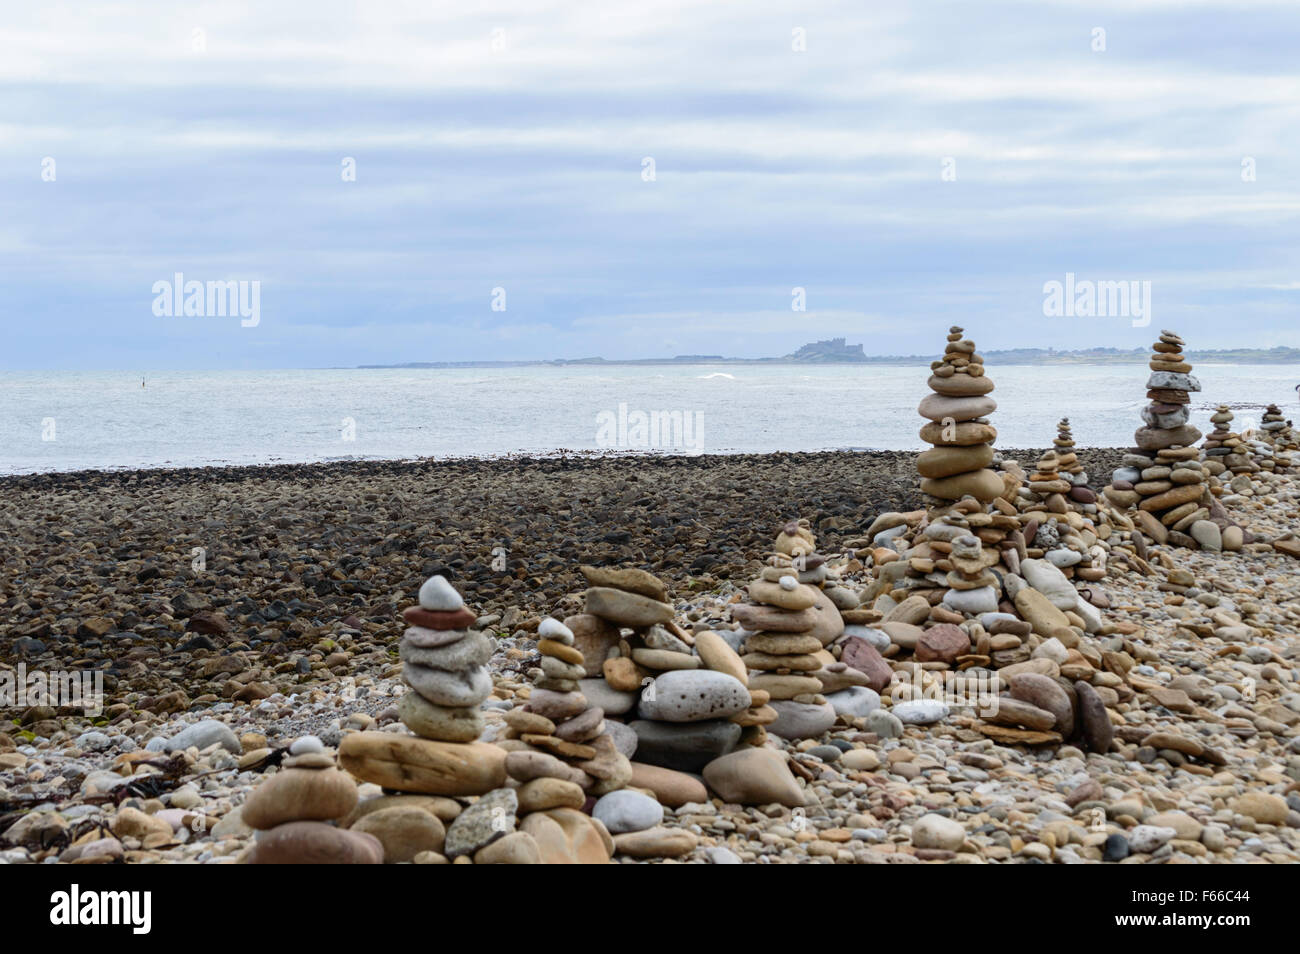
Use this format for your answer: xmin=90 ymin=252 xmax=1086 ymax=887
xmin=338 ymin=576 xmax=506 ymax=800
xmin=1104 ymin=331 xmax=1218 ymax=548
xmin=1053 ymin=418 xmax=1086 ymax=484
xmin=241 ymin=735 xmax=380 ymax=863
xmin=1201 ymin=405 xmax=1259 ymax=481
xmin=1257 ymin=404 xmax=1297 ymax=472
xmin=1015 ymin=442 xmax=1108 ymax=587
xmin=917 ymin=325 xmax=1003 ymax=503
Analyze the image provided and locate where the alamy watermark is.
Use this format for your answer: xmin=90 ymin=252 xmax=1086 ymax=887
xmin=595 ymin=402 xmax=704 ymax=454
xmin=2 ymin=665 xmax=104 ymax=716
xmin=152 ymin=273 xmax=260 ymax=327
xmin=1042 ymin=272 xmax=1150 ymax=327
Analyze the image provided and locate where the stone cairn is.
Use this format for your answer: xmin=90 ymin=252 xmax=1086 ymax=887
xmin=1202 ymin=405 xmax=1259 ymax=481
xmin=1053 ymin=418 xmax=1086 ymax=483
xmin=732 ymin=535 xmax=839 ymax=742
xmin=338 ymin=576 xmax=507 ymax=828
xmin=1257 ymin=404 xmax=1297 ymax=472
xmin=917 ymin=325 xmax=1003 ymax=503
xmin=241 ymin=734 xmax=377 ymax=863
xmin=1103 ymin=330 xmax=1216 ymax=548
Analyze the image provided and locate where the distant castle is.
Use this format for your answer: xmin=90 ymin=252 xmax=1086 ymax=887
xmin=785 ymin=337 xmax=867 ymax=362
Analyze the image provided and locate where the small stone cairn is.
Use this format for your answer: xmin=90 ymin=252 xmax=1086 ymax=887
xmin=917 ymin=325 xmax=1003 ymax=503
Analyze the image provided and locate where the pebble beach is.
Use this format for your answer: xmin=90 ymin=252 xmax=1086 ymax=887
xmin=3 ymin=426 xmax=1299 ymax=865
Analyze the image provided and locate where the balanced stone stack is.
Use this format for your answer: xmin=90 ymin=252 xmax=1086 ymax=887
xmin=1104 ymin=331 xmax=1213 ymax=546
xmin=917 ymin=325 xmax=1003 ymax=503
xmin=507 ymin=616 xmax=632 ymax=797
xmin=1016 ymin=444 xmax=1108 ymax=585
xmin=242 ymin=735 xmax=380 ymax=863
xmin=1258 ymin=404 xmax=1297 ymax=472
xmin=731 ymin=560 xmax=838 ymax=740
xmin=1202 ymin=405 xmax=1258 ymax=481
xmin=1053 ymin=418 xmax=1086 ymax=484
xmin=339 ymin=576 xmax=506 ymax=799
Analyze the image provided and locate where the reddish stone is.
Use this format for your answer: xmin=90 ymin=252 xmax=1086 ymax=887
xmin=914 ymin=623 xmax=969 ymax=664
xmin=186 ymin=611 xmax=230 ymax=636
xmin=402 ymin=606 xmax=477 ymax=630
xmin=839 ymin=636 xmax=893 ymax=691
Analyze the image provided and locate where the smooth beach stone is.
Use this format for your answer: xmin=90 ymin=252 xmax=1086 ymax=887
xmin=825 ymin=686 xmax=881 ymax=719
xmin=917 ymin=444 xmax=995 ymax=479
xmin=472 ymin=830 xmax=542 ymax=865
xmin=577 ymin=678 xmax=638 ymax=716
xmin=917 ymin=393 xmax=997 ymax=422
xmin=342 ymin=794 xmax=463 ymax=827
xmin=629 ymin=719 xmax=741 ymax=773
xmin=842 ymin=625 xmax=891 ymax=651
xmin=807 ymin=586 xmax=846 ymax=645
xmin=918 ymin=420 xmax=998 ymax=446
xmin=867 ymin=709 xmax=905 ymax=738
xmin=747 ymin=580 xmax=818 ymax=610
xmin=540 ymin=654 xmax=587 ymax=683
xmin=583 ymin=587 xmax=675 ymax=627
xmin=593 ymin=789 xmax=664 ymax=834
xmin=839 ymin=636 xmax=893 ymax=691
xmin=1014 ymin=588 xmax=1071 ymax=634
xmin=892 ymin=699 xmax=950 ymax=725
xmin=402 ymin=625 xmax=470 ymax=649
xmin=694 ymin=630 xmax=748 ymax=685
xmin=519 ymin=807 xmax=613 ymax=864
xmin=730 ymin=603 xmax=818 ymax=632
xmin=630 ymin=647 xmax=700 ymax=671
xmin=525 ymin=689 xmax=589 ymax=721
xmin=613 ymin=827 xmax=698 ymax=859
xmin=399 ymin=630 xmax=492 ymax=671
xmin=1190 ymin=520 xmax=1222 ymax=551
xmin=503 ymin=709 xmax=556 ymax=735
xmin=289 ymin=735 xmax=323 ymax=755
xmin=554 ymin=706 xmax=605 ymax=742
xmin=503 ymin=750 xmax=589 ymax=786
xmin=398 ymin=690 xmax=484 ymax=742
xmin=604 ymin=720 xmax=638 ymax=759
xmin=943 ymin=586 xmax=999 ymax=615
xmin=747 ymin=673 xmax=824 ymax=699
xmin=247 ymin=821 xmax=382 ymax=865
xmin=740 ymin=650 xmax=821 ymax=671
xmin=563 ymin=614 xmax=621 ymax=677
xmin=920 ymin=468 xmax=1004 ymax=502
xmin=628 ymin=762 xmax=708 ymax=807
xmin=338 ymin=733 xmax=507 ymax=796
xmin=638 ymin=670 xmax=751 ymax=722
xmin=538 ymin=638 xmax=585 ymax=665
xmin=1138 ymin=483 xmax=1204 ymax=512
xmin=579 ymin=564 xmax=669 ymax=602
xmin=1073 ymin=680 xmax=1113 ymax=754
xmin=241 ymin=766 xmax=358 ymax=830
xmin=537 ymin=617 xmax=575 ymax=644
xmin=444 ymin=788 xmax=517 ymax=859
xmin=404 ymin=663 xmax=492 ymax=707
xmin=162 ymin=719 xmax=241 ymax=754
xmin=418 ymin=575 xmax=464 ymax=612
xmin=1007 ymin=673 xmax=1073 ymax=734
xmin=402 ymin=606 xmax=477 ymax=631
xmin=1020 ymin=558 xmax=1078 ymax=610
xmin=767 ymin=700 xmax=836 ymax=739
xmin=927 ymin=372 xmax=995 ymax=397
xmin=1134 ymin=424 xmax=1203 ymax=451
xmin=702 ymin=747 xmax=804 ymax=807
xmin=984 ymin=697 xmax=1056 ymax=731
xmin=911 ymin=814 xmax=966 ymax=851
xmin=350 ymin=806 xmax=446 ymax=863
xmin=746 ymin=632 xmax=823 ymax=655
xmin=517 ymin=777 xmax=587 ymax=813
xmin=914 ymin=623 xmax=971 ymax=664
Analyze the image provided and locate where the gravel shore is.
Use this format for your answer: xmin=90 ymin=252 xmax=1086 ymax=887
xmin=4 ymin=446 xmax=1298 ymax=865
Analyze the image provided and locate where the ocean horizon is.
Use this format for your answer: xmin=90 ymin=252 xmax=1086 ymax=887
xmin=4 ymin=362 xmax=1298 ymax=475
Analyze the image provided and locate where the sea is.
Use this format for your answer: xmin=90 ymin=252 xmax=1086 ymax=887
xmin=2 ymin=364 xmax=1299 ymax=475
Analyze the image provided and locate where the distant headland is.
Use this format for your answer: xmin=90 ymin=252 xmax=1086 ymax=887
xmin=358 ymin=338 xmax=1300 ymax=369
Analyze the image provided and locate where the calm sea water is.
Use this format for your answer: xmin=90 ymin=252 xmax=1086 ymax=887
xmin=2 ymin=364 xmax=1299 ymax=474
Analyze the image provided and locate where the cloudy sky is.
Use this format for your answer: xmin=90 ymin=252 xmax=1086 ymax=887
xmin=4 ymin=0 xmax=1300 ymax=369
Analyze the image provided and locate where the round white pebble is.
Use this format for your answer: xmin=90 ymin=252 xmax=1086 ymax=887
xmin=290 ymin=735 xmax=324 ymax=755
xmin=778 ymin=575 xmax=798 ymax=591
xmin=418 ymin=574 xmax=465 ymax=611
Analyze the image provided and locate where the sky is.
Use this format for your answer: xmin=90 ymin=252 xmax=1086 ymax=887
xmin=3 ymin=0 xmax=1300 ymax=369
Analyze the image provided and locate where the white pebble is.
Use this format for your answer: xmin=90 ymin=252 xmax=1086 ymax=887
xmin=418 ymin=574 xmax=464 ymax=611
xmin=290 ymin=735 xmax=324 ymax=755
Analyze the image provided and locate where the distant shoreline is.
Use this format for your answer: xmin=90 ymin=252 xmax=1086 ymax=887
xmin=357 ymin=348 xmax=1300 ymax=369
